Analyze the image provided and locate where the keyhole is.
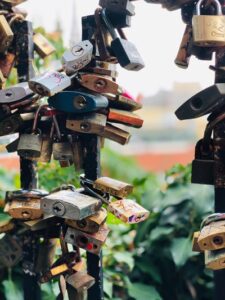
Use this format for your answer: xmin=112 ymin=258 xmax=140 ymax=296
xmin=191 ymin=97 xmax=203 ymax=110
xmin=95 ymin=79 xmax=107 ymax=91
xmin=5 ymin=91 xmax=13 ymax=98
xmin=72 ymin=46 xmax=84 ymax=56
xmin=213 ymin=236 xmax=223 ymax=245
xmin=52 ymin=202 xmax=66 ymax=216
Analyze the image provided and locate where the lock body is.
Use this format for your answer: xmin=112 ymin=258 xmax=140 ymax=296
xmin=33 ymin=33 xmax=55 ymax=58
xmin=66 ymin=207 xmax=107 ymax=233
xmin=66 ymin=113 xmax=107 ymax=135
xmin=17 ymin=133 xmax=42 ymax=159
xmin=62 ymin=40 xmax=93 ymax=74
xmin=66 ymin=271 xmax=95 ymax=293
xmin=41 ymin=190 xmax=101 ymax=220
xmin=0 ymin=15 xmax=14 ymax=54
xmin=93 ymin=176 xmax=133 ymax=198
xmin=0 ymin=82 xmax=34 ymax=104
xmin=108 ymin=109 xmax=144 ymax=128
xmin=48 ymin=91 xmax=108 ymax=113
xmin=29 ymin=71 xmax=71 ymax=96
xmin=5 ymin=199 xmax=43 ymax=220
xmin=205 ymin=248 xmax=225 ymax=270
xmin=65 ymin=224 xmax=110 ymax=255
xmin=108 ymin=199 xmax=150 ymax=224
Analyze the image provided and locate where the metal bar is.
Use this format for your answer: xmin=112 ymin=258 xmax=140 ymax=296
xmin=82 ymin=135 xmax=104 ymax=300
xmin=213 ymin=48 xmax=225 ymax=300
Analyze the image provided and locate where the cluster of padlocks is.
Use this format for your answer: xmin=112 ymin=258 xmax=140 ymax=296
xmin=0 ymin=0 xmax=151 ymax=296
xmin=149 ymin=0 xmax=225 ymax=272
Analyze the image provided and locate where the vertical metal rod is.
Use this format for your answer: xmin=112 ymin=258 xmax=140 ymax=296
xmin=82 ymin=135 xmax=104 ymax=300
xmin=213 ymin=48 xmax=225 ymax=300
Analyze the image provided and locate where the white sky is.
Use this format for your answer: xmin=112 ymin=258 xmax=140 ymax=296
xmin=19 ymin=0 xmax=214 ymax=97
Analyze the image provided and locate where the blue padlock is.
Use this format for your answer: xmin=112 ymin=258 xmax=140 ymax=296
xmin=48 ymin=90 xmax=109 ymax=113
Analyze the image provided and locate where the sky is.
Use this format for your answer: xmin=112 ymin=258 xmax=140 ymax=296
xmin=19 ymin=0 xmax=215 ymax=97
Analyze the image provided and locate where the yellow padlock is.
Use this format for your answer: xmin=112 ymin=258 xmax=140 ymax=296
xmin=192 ymin=0 xmax=225 ymax=46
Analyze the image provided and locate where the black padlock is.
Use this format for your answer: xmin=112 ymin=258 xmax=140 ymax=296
xmin=191 ymin=138 xmax=214 ymax=185
xmin=101 ymin=9 xmax=145 ymax=71
xmin=99 ymin=0 xmax=135 ymax=16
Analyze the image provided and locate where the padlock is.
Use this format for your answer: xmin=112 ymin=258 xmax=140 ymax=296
xmin=107 ymin=109 xmax=144 ymax=128
xmin=145 ymin=0 xmax=193 ymax=11
xmin=29 ymin=71 xmax=72 ymax=96
xmin=107 ymin=94 xmax=142 ymax=111
xmin=35 ymin=239 xmax=57 ymax=273
xmin=66 ymin=271 xmax=95 ymax=293
xmin=105 ymin=10 xmax=132 ymax=28
xmin=66 ymin=113 xmax=107 ymax=135
xmin=175 ymin=24 xmax=192 ymax=69
xmin=99 ymin=123 xmax=131 ymax=145
xmin=39 ymin=252 xmax=82 ymax=283
xmin=99 ymin=0 xmax=135 ymax=16
xmin=0 ymin=234 xmax=23 ymax=268
xmin=6 ymin=189 xmax=48 ymax=201
xmin=17 ymin=131 xmax=43 ymax=159
xmin=41 ymin=189 xmax=102 ymax=220
xmin=205 ymin=249 xmax=225 ymax=270
xmin=101 ymin=9 xmax=145 ymax=71
xmin=66 ymin=207 xmax=107 ymax=234
xmin=33 ymin=33 xmax=55 ymax=58
xmin=4 ymin=199 xmax=43 ymax=220
xmin=0 ymin=15 xmax=14 ymax=54
xmin=48 ymin=90 xmax=108 ymax=113
xmin=191 ymin=139 xmax=214 ymax=185
xmin=192 ymin=0 xmax=225 ymax=47
xmin=0 ymin=219 xmax=15 ymax=234
xmin=93 ymin=176 xmax=133 ymax=198
xmin=0 ymin=52 xmax=16 ymax=78
xmin=62 ymin=40 xmax=93 ymax=75
xmin=108 ymin=199 xmax=150 ymax=224
xmin=70 ymin=138 xmax=85 ymax=172
xmin=198 ymin=219 xmax=225 ymax=251
xmin=53 ymin=142 xmax=74 ymax=166
xmin=0 ymin=69 xmax=6 ymax=89
xmin=175 ymin=84 xmax=225 ymax=120
xmin=35 ymin=134 xmax=53 ymax=163
xmin=192 ymin=231 xmax=202 ymax=252
xmin=87 ymin=60 xmax=118 ymax=78
xmin=23 ymin=215 xmax=61 ymax=231
xmin=0 ymin=82 xmax=34 ymax=104
xmin=79 ymin=73 xmax=120 ymax=94
xmin=65 ymin=224 xmax=110 ymax=255
xmin=2 ymin=0 xmax=27 ymax=5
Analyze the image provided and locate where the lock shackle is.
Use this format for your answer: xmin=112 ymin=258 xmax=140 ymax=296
xmin=196 ymin=0 xmax=222 ymax=16
xmin=201 ymin=213 xmax=225 ymax=229
xmin=101 ymin=8 xmax=117 ymax=40
xmin=32 ymin=105 xmax=47 ymax=133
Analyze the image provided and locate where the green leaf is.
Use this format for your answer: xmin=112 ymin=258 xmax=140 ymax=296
xmin=149 ymin=227 xmax=173 ymax=242
xmin=128 ymin=283 xmax=162 ymax=300
xmin=103 ymin=277 xmax=113 ymax=299
xmin=170 ymin=237 xmax=194 ymax=268
xmin=135 ymin=260 xmax=161 ymax=284
xmin=114 ymin=252 xmax=134 ymax=270
xmin=2 ymin=279 xmax=23 ymax=300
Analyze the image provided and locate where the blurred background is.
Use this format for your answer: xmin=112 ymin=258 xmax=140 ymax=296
xmin=0 ymin=1 xmax=217 ymax=300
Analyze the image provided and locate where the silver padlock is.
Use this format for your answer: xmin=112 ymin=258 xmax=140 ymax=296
xmin=62 ymin=40 xmax=93 ymax=75
xmin=28 ymin=71 xmax=72 ymax=96
xmin=0 ymin=82 xmax=33 ymax=104
xmin=53 ymin=142 xmax=74 ymax=162
xmin=41 ymin=190 xmax=102 ymax=220
xmin=17 ymin=131 xmax=42 ymax=159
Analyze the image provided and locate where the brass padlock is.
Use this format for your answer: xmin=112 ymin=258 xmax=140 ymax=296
xmin=192 ymin=0 xmax=225 ymax=46
xmin=198 ymin=220 xmax=225 ymax=251
xmin=93 ymin=176 xmax=133 ymax=198
xmin=100 ymin=123 xmax=131 ymax=145
xmin=4 ymin=199 xmax=43 ymax=220
xmin=66 ymin=271 xmax=95 ymax=293
xmin=33 ymin=33 xmax=55 ymax=58
xmin=66 ymin=113 xmax=107 ymax=135
xmin=41 ymin=189 xmax=101 ymax=220
xmin=205 ymin=249 xmax=225 ymax=270
xmin=37 ymin=134 xmax=53 ymax=163
xmin=65 ymin=224 xmax=110 ymax=255
xmin=66 ymin=207 xmax=107 ymax=234
xmin=53 ymin=141 xmax=74 ymax=167
xmin=108 ymin=199 xmax=150 ymax=224
xmin=0 ymin=15 xmax=14 ymax=53
xmin=108 ymin=109 xmax=144 ymax=128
